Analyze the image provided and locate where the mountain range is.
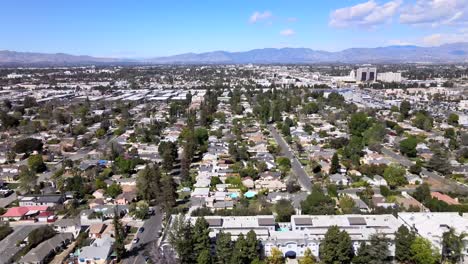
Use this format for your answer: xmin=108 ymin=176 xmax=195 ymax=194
xmin=2 ymin=43 xmax=468 ymax=65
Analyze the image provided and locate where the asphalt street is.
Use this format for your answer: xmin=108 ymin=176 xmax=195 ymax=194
xmin=269 ymin=125 xmax=312 ymax=192
xmin=124 ymin=208 xmax=163 ymax=264
xmin=381 ymin=148 xmax=468 ymax=194
xmin=0 ymin=225 xmax=42 ymax=264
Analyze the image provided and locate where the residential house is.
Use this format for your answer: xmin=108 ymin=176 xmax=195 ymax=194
xmin=89 ymin=223 xmax=106 ymax=239
xmin=430 ymin=192 xmax=460 ymax=205
xmin=406 ymin=174 xmax=422 ymax=185
xmin=78 ymin=236 xmax=115 ymax=264
xmin=329 ymin=174 xmax=350 ymax=186
xmin=19 ymin=233 xmax=74 ymax=264
xmin=54 ymin=217 xmax=81 ymax=238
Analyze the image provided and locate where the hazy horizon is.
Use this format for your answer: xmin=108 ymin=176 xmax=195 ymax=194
xmin=1 ymin=0 xmax=467 ymax=57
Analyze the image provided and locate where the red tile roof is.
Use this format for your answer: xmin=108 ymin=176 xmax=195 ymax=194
xmin=1 ymin=206 xmax=49 ymax=217
xmin=431 ymin=192 xmax=460 ymax=205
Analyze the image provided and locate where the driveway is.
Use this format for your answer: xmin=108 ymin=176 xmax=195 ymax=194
xmin=269 ymin=125 xmax=312 ymax=192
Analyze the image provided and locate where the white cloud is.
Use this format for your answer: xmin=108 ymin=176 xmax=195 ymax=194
xmin=422 ymin=31 xmax=468 ymax=46
xmin=280 ymin=29 xmax=295 ymax=36
xmin=387 ymin=39 xmax=416 ymax=46
xmin=329 ymin=0 xmax=402 ymax=28
xmin=400 ymin=0 xmax=468 ymax=26
xmin=249 ymin=11 xmax=272 ymax=23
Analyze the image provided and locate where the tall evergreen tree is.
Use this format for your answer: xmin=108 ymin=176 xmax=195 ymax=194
xmin=168 ymin=215 xmax=195 ymax=264
xmin=231 ymin=233 xmax=248 ymax=264
xmin=329 ymin=153 xmax=340 ymax=174
xmin=395 ymin=225 xmax=416 ymax=263
xmin=215 ymin=231 xmax=232 ymax=264
xmin=319 ymin=226 xmax=354 ymax=264
xmin=197 ymin=249 xmax=211 ymax=264
xmin=352 ymin=242 xmax=373 ymax=264
xmin=159 ymin=173 xmax=177 ymax=214
xmin=136 ymin=163 xmax=161 ymax=201
xmin=112 ymin=208 xmax=126 ymax=261
xmin=246 ymin=230 xmax=261 ymax=262
xmin=193 ymin=217 xmax=211 ymax=259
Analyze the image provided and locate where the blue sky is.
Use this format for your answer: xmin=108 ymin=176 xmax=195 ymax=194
xmin=1 ymin=0 xmax=467 ymax=57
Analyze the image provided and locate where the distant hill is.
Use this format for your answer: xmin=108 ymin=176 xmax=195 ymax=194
xmin=2 ymin=43 xmax=468 ymax=65
xmin=0 ymin=50 xmax=123 ymax=66
xmin=148 ymin=43 xmax=468 ymax=64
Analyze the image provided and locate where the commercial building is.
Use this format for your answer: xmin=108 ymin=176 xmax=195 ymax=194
xmin=356 ymin=67 xmax=377 ymax=82
xmin=377 ymin=72 xmax=402 ymax=83
xmin=398 ymin=212 xmax=468 ymax=259
xmin=167 ymin=214 xmax=401 ymax=258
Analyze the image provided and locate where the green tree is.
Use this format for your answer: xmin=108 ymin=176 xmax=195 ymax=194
xmin=159 ymin=173 xmax=177 ymax=214
xmin=413 ymin=112 xmax=433 ymax=131
xmin=395 ymin=225 xmax=416 ymax=263
xmin=362 ymin=123 xmax=387 ymax=146
xmin=413 ymin=183 xmax=431 ymax=202
xmin=399 ymin=136 xmax=418 ymax=157
xmin=383 ymin=164 xmax=408 ymax=188
xmin=410 ymin=237 xmax=440 ymax=264
xmin=442 ymin=228 xmax=466 ymax=264
xmin=299 ymin=248 xmax=316 ymax=264
xmin=339 ymin=195 xmax=355 ymax=214
xmin=400 ymin=100 xmax=411 ymax=118
xmin=319 ymin=226 xmax=354 ymax=264
xmin=28 ymin=154 xmax=46 ymax=173
xmin=352 ymin=242 xmax=373 ymax=264
xmin=329 ymin=153 xmax=340 ymax=174
xmin=246 ymin=230 xmax=260 ymax=262
xmin=136 ymin=164 xmax=161 ymax=201
xmin=215 ymin=231 xmax=232 ymax=264
xmin=349 ymin=112 xmax=371 ymax=137
xmin=193 ymin=217 xmax=211 ymax=259
xmin=268 ymin=247 xmax=284 ymax=264
xmin=169 ymin=215 xmax=195 ymax=264
xmin=274 ymin=199 xmax=295 ymax=222
xmin=113 ymin=208 xmax=126 ymax=261
xmin=448 ymin=113 xmax=459 ymax=126
xmin=18 ymin=166 xmax=37 ymax=192
xmin=105 ymin=183 xmax=122 ymax=198
xmin=13 ymin=138 xmax=43 ymax=153
xmin=197 ymin=249 xmax=211 ymax=264
xmin=129 ymin=200 xmax=149 ymax=219
xmin=231 ymin=233 xmax=248 ymax=264
xmin=301 ymin=184 xmax=336 ymax=215
xmin=427 ymin=147 xmax=451 ymax=175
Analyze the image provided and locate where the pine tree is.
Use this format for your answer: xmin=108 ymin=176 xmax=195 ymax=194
xmin=395 ymin=225 xmax=416 ymax=263
xmin=329 ymin=152 xmax=340 ymax=174
xmin=113 ymin=208 xmax=126 ymax=261
xmin=193 ymin=217 xmax=211 ymax=259
xmin=231 ymin=233 xmax=248 ymax=264
xmin=197 ymin=249 xmax=211 ymax=264
xmin=215 ymin=231 xmax=232 ymax=264
xmin=246 ymin=230 xmax=260 ymax=262
xmin=353 ymin=242 xmax=372 ymax=264
xmin=159 ymin=173 xmax=177 ymax=214
xmin=168 ymin=215 xmax=195 ymax=264
xmin=136 ymin=163 xmax=161 ymax=201
xmin=319 ymin=226 xmax=354 ymax=264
